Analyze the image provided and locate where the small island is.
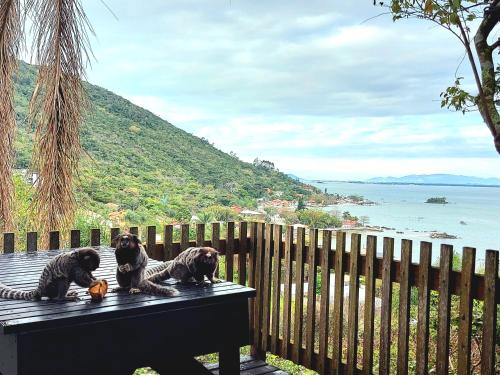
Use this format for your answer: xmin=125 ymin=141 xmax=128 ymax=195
xmin=425 ymin=197 xmax=448 ymax=204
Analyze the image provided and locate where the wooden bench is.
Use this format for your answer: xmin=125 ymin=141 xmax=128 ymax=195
xmin=0 ymin=247 xmax=255 ymax=375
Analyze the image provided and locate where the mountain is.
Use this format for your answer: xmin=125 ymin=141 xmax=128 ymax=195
xmin=12 ymin=62 xmax=315 ymax=225
xmin=367 ymin=174 xmax=500 ymax=186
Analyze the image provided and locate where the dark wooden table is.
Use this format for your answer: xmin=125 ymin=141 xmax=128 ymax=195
xmin=0 ymin=246 xmax=255 ymax=375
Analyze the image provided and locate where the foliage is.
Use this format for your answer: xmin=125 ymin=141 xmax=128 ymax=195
xmin=426 ymin=196 xmax=448 ymax=204
xmin=297 ymin=209 xmax=342 ymax=228
xmin=12 ymin=62 xmax=318 ymax=229
xmin=376 ymin=0 xmax=500 ymax=153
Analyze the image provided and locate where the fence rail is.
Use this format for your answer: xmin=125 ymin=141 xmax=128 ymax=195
xmin=1 ymin=222 xmax=499 ymax=374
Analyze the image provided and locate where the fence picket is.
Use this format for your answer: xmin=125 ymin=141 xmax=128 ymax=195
xmin=416 ymin=242 xmax=432 ymax=375
xmin=281 ymin=225 xmax=294 ymax=359
xmin=110 ymin=228 xmax=120 ymax=247
xmin=212 ymin=222 xmax=220 ymax=277
xmin=331 ymin=231 xmax=346 ymax=374
xmin=146 ymin=226 xmax=157 ymax=259
xmin=270 ymin=224 xmax=283 ymax=354
xmin=305 ymin=228 xmax=318 ymax=369
xmin=379 ymin=237 xmax=394 ymax=375
xmin=362 ymin=235 xmax=377 ymax=374
xmin=90 ymin=229 xmax=100 ymax=247
xmin=196 ymin=223 xmax=205 ymax=247
xmin=261 ymin=223 xmax=273 ymax=351
xmin=49 ymin=231 xmax=60 ymax=250
xmin=318 ymin=230 xmax=332 ymax=375
xmin=481 ymin=250 xmax=498 ymax=375
xmin=293 ymin=226 xmax=306 ymax=364
xmin=3 ymin=233 xmax=14 ymax=254
xmin=457 ymin=247 xmax=475 ymax=375
xmin=226 ymin=222 xmax=235 ymax=282
xmin=397 ymin=239 xmax=412 ymax=375
xmin=27 ymin=232 xmax=38 ymax=252
xmin=164 ymin=225 xmax=173 ymax=260
xmin=238 ymin=222 xmax=248 ymax=286
xmin=70 ymin=230 xmax=81 ymax=248
xmin=436 ymin=244 xmax=453 ymax=375
xmin=346 ymin=233 xmax=361 ymax=375
xmin=180 ymin=224 xmax=189 ymax=252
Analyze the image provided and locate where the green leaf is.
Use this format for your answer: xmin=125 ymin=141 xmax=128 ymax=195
xmin=453 ymin=0 xmax=461 ymax=11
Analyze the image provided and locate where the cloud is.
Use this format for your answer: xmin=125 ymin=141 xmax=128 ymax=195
xmin=80 ymin=1 xmax=498 ymax=179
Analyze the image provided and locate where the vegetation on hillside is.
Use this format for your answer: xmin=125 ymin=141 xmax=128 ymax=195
xmin=12 ymin=62 xmax=318 ymax=230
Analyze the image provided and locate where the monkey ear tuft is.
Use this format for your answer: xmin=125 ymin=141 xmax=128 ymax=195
xmin=132 ymin=234 xmax=142 ymax=244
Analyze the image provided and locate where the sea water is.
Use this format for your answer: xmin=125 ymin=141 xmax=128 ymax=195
xmin=310 ymin=181 xmax=500 ymax=266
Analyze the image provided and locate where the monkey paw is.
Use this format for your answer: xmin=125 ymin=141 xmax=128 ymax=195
xmin=66 ymin=290 xmax=79 ymax=298
xmin=119 ymin=264 xmax=132 ymax=273
xmin=129 ymin=288 xmax=141 ymax=295
xmin=64 ymin=293 xmax=80 ymax=302
xmin=210 ymin=278 xmax=223 ymax=284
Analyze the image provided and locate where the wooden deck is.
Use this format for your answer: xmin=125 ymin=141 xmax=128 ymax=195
xmin=204 ymin=356 xmax=289 ymax=374
xmin=0 ymin=247 xmax=255 ymax=374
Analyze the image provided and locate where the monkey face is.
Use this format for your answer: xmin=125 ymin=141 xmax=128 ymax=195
xmin=197 ymin=247 xmax=219 ymax=266
xmin=115 ymin=233 xmax=141 ymax=250
xmin=77 ymin=248 xmax=100 ymax=271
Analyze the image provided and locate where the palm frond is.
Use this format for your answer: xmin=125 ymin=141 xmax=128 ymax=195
xmin=28 ymin=0 xmax=93 ymax=235
xmin=0 ymin=0 xmax=22 ymax=231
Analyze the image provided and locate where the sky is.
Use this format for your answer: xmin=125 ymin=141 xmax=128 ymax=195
xmin=76 ymin=0 xmax=499 ymax=180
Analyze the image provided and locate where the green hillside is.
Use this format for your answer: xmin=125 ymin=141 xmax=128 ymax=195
xmin=12 ymin=62 xmax=316 ymax=226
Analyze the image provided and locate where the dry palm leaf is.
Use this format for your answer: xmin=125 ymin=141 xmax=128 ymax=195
xmin=0 ymin=0 xmax=22 ymax=231
xmin=27 ymin=0 xmax=93 ymax=236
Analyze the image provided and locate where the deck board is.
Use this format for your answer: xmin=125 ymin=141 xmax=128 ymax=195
xmin=0 ymin=247 xmax=255 ymax=334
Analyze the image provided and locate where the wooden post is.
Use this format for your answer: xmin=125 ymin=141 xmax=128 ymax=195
xmin=146 ymin=226 xmax=156 ymax=258
xmin=71 ymin=230 xmax=81 ymax=248
xmin=129 ymin=226 xmax=138 ymax=236
xmin=26 ymin=232 xmax=38 ymax=252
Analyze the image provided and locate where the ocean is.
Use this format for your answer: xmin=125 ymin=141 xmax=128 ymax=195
xmin=309 ymin=181 xmax=500 ymax=266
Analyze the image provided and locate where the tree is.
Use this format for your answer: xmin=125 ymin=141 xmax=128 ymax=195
xmin=376 ymin=0 xmax=500 ymax=153
xmin=0 ymin=0 xmax=93 ymax=238
xmin=0 ymin=0 xmax=21 ymax=231
xmin=296 ymin=196 xmax=306 ymax=211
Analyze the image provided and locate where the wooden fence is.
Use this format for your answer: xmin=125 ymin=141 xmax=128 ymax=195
xmin=1 ymin=222 xmax=499 ymax=374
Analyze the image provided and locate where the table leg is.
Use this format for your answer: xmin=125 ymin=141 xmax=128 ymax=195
xmin=219 ymin=346 xmax=240 ymax=374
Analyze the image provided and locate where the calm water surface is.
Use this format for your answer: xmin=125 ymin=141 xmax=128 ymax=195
xmin=310 ymin=181 xmax=500 ymax=265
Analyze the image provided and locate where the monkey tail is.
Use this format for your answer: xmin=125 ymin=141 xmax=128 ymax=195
xmin=139 ymin=280 xmax=178 ymax=297
xmin=0 ymin=282 xmax=40 ymax=300
xmin=145 ymin=261 xmax=171 ymax=279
